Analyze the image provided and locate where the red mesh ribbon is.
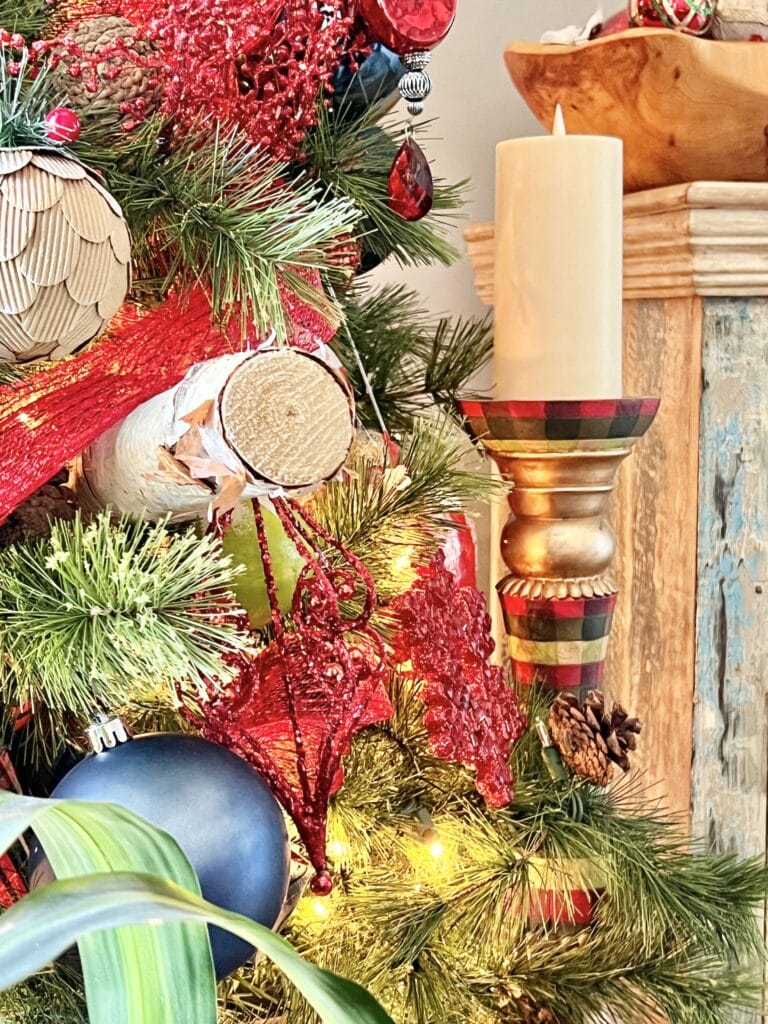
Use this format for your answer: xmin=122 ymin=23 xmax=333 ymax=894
xmin=0 ymin=274 xmax=336 ymax=524
xmin=0 ymin=290 xmax=235 ymax=523
xmin=391 ymin=551 xmax=526 ymax=808
xmin=186 ymin=498 xmax=391 ymax=890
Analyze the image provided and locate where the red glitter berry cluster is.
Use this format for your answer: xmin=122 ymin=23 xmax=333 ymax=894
xmin=114 ymin=0 xmax=353 ymax=159
xmin=1 ymin=29 xmax=160 ymax=128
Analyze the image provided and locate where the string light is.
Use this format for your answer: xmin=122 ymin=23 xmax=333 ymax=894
xmin=392 ymin=545 xmax=415 ymax=575
xmin=428 ymin=838 xmax=445 ymax=860
xmin=328 ymin=838 xmax=347 ymax=860
xmin=311 ymin=898 xmax=331 ymax=919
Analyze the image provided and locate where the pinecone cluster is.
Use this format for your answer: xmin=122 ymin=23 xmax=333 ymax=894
xmin=549 ymin=690 xmax=641 ymax=787
xmin=0 ymin=473 xmax=77 ymax=548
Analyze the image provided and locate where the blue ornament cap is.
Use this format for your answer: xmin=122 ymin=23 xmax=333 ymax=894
xmin=28 ymin=733 xmax=291 ymax=980
xmin=332 ymin=43 xmax=405 ymax=116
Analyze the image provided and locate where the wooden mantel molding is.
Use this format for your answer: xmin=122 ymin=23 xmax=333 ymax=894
xmin=466 ymin=181 xmax=768 ymax=304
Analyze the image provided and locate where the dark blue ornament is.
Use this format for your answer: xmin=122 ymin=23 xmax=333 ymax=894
xmin=357 ymin=238 xmax=388 ymax=275
xmin=28 ymin=733 xmax=290 ymax=980
xmin=332 ymin=44 xmax=405 ymax=116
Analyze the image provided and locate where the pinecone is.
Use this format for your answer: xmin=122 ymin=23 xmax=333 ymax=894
xmin=0 ymin=473 xmax=78 ymax=547
xmin=549 ymin=690 xmax=641 ymax=787
xmin=53 ymin=16 xmax=161 ymax=115
xmin=512 ymin=996 xmax=558 ymax=1024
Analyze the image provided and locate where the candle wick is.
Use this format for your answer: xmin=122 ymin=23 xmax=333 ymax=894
xmin=552 ymin=104 xmax=567 ymax=137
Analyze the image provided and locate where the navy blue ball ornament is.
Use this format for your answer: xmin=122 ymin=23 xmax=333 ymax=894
xmin=28 ymin=730 xmax=290 ymax=980
xmin=332 ymin=43 xmax=405 ymax=116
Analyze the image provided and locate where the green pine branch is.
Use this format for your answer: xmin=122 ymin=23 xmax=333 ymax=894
xmin=309 ymin=414 xmax=496 ymax=602
xmin=234 ymin=679 xmax=768 ymax=1024
xmin=303 ymin=101 xmax=466 ymax=269
xmin=0 ymin=50 xmax=57 ymax=149
xmin=0 ymin=513 xmax=249 ymax=758
xmin=0 ymin=0 xmax=51 ymax=39
xmin=73 ymin=119 xmax=360 ymax=337
xmin=334 ymin=284 xmax=492 ymax=431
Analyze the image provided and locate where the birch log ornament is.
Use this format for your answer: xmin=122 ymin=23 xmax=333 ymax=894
xmin=79 ymin=345 xmax=356 ymax=520
xmin=0 ymin=148 xmax=130 ymax=362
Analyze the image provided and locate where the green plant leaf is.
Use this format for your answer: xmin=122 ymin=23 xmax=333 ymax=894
xmin=0 ymin=790 xmax=215 ymax=1024
xmin=0 ymin=791 xmax=393 ymax=1024
xmin=0 ymin=872 xmax=393 ymax=1024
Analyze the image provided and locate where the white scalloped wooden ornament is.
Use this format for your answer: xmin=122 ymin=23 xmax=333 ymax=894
xmin=0 ymin=147 xmax=131 ymax=363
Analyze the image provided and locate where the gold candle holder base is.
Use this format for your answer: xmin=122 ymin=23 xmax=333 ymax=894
xmin=459 ymin=398 xmax=659 ymax=694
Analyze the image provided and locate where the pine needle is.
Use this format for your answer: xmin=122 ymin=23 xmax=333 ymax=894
xmin=0 ymin=513 xmax=249 ymax=758
xmin=335 ymin=284 xmax=493 ymax=431
xmin=304 ymin=102 xmax=466 ymax=269
xmin=310 ymin=414 xmax=496 ymax=601
xmin=74 ymin=119 xmax=360 ymax=337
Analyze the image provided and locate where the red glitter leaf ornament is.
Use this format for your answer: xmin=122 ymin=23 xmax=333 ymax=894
xmin=186 ymin=498 xmax=392 ymax=890
xmin=391 ymin=551 xmax=526 ymax=808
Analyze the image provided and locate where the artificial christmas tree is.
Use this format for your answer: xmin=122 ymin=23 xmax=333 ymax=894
xmin=0 ymin=4 xmax=765 ymax=1024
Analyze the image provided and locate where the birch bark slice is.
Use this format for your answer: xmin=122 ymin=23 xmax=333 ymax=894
xmin=80 ymin=348 xmax=355 ymax=520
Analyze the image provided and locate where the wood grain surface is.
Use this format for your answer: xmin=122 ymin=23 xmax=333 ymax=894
xmin=691 ymin=300 xmax=768 ymax=859
xmin=504 ymin=29 xmax=768 ymax=193
xmin=607 ymin=296 xmax=703 ymax=819
xmin=465 ymin=183 xmax=768 ymax=307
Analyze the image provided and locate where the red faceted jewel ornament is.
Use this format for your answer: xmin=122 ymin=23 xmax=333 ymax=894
xmin=358 ymin=0 xmax=457 ymax=53
xmin=45 ymin=108 xmax=81 ymax=143
xmin=388 ymin=134 xmax=433 ymax=221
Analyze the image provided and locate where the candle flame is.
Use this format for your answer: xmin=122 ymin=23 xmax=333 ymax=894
xmin=552 ymin=104 xmax=567 ymax=137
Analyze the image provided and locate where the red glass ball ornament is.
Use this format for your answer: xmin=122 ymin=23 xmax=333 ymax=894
xmin=597 ymin=8 xmax=631 ymax=34
xmin=628 ymin=0 xmax=715 ymax=35
xmin=526 ymin=889 xmax=597 ymax=927
xmin=310 ymin=869 xmax=334 ymax=896
xmin=387 ymin=136 xmax=433 ymax=221
xmin=358 ymin=0 xmax=457 ymax=53
xmin=45 ymin=108 xmax=82 ymax=143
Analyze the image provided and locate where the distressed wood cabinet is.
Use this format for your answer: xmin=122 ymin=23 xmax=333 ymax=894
xmin=467 ymin=183 xmax=768 ymax=864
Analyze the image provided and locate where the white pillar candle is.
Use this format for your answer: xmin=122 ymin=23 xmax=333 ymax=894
xmin=493 ymin=108 xmax=623 ymax=400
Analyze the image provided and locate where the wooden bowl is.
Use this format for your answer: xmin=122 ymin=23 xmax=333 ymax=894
xmin=505 ymin=29 xmax=768 ymax=192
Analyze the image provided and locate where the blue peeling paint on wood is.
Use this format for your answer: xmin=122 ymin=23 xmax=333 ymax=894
xmin=692 ymin=299 xmax=768 ymax=864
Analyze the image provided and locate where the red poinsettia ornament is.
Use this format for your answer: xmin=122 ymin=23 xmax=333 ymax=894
xmin=391 ymin=551 xmax=526 ymax=808
xmin=186 ymin=498 xmax=392 ymax=890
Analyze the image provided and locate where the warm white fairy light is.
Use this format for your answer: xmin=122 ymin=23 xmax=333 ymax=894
xmin=428 ymin=838 xmax=445 ymax=860
xmin=311 ymin=898 xmax=331 ymax=919
xmin=329 ymin=838 xmax=347 ymax=859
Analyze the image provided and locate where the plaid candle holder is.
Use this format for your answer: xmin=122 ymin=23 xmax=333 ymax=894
xmin=458 ymin=398 xmax=659 ymax=696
